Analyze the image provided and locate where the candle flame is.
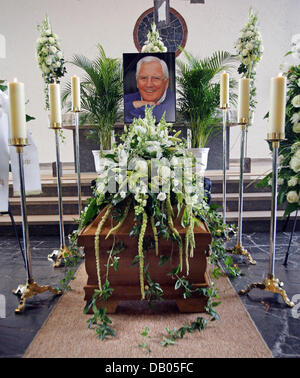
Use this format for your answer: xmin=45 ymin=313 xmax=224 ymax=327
xmin=13 ymin=78 xmax=18 ymax=82
xmin=278 ymin=72 xmax=283 ymax=77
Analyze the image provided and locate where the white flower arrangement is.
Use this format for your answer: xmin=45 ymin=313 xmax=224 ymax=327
xmin=36 ymin=15 xmax=67 ymax=109
xmin=141 ymin=23 xmax=167 ymax=53
xmin=235 ymin=8 xmax=263 ymax=117
xmin=92 ymin=106 xmax=206 ymax=217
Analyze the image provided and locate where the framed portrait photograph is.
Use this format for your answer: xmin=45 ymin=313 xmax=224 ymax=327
xmin=123 ymin=52 xmax=176 ymax=124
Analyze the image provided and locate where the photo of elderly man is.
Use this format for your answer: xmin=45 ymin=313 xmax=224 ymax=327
xmin=123 ymin=53 xmax=176 ymax=123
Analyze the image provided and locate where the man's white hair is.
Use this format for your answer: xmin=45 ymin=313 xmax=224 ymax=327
xmin=136 ymin=56 xmax=169 ymax=80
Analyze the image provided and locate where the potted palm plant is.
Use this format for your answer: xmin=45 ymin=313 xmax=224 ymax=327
xmin=176 ymin=50 xmax=237 ymax=169
xmin=63 ymin=44 xmax=123 ymax=153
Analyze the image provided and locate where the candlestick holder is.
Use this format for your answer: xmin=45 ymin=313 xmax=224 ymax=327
xmin=73 ymin=108 xmax=82 ymax=217
xmin=227 ymin=120 xmax=256 ymax=264
xmin=9 ymin=138 xmax=61 ymax=313
xmin=220 ymin=104 xmax=229 ymax=224
xmin=239 ymin=134 xmax=294 ymax=307
xmin=47 ymin=122 xmax=72 ymax=267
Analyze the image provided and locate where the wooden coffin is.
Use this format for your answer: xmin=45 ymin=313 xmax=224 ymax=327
xmin=78 ymin=205 xmax=212 ymax=313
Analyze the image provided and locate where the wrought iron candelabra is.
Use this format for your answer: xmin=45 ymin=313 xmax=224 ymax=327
xmin=10 ymin=138 xmax=61 ymax=312
xmin=239 ymin=133 xmax=294 ymax=307
xmin=227 ymin=120 xmax=256 ymax=264
xmin=47 ymin=122 xmax=72 ymax=267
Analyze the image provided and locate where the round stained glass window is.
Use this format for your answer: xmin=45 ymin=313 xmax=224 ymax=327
xmin=133 ymin=7 xmax=188 ymax=57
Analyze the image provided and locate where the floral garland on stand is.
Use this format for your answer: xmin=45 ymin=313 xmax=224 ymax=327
xmin=141 ymin=22 xmax=167 ymax=53
xmin=77 ymin=106 xmax=240 ymax=343
xmin=36 ymin=15 xmax=67 ymax=110
xmin=235 ymin=7 xmax=263 ymax=123
xmin=258 ymin=35 xmax=300 ymax=217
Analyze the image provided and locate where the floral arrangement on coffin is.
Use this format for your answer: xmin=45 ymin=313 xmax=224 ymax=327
xmin=258 ymin=35 xmax=300 ymax=217
xmin=235 ymin=7 xmax=263 ymax=121
xmin=36 ymin=15 xmax=67 ymax=110
xmin=141 ymin=22 xmax=167 ymax=53
xmin=75 ymin=106 xmax=239 ymax=341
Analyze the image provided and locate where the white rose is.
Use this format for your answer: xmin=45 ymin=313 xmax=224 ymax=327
xmin=293 ymin=122 xmax=300 ymax=133
xmin=242 ymin=48 xmax=249 ymax=56
xmin=292 ymin=95 xmax=300 ymax=108
xmin=288 ymin=176 xmax=298 ymax=187
xmin=287 ymin=190 xmax=299 ymax=203
xmin=291 ymin=142 xmax=300 ymax=152
xmin=157 ymin=192 xmax=166 ymax=201
xmin=291 ymin=112 xmax=300 ymax=124
xmin=290 ymin=155 xmax=300 ymax=173
xmin=246 ymin=42 xmax=253 ymax=50
xmin=48 ymin=37 xmax=55 ymax=44
xmin=49 ymin=46 xmax=57 ymax=54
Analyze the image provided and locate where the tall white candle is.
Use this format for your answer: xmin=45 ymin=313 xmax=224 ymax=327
xmin=8 ymin=78 xmax=26 ymax=140
xmin=237 ymin=78 xmax=250 ymax=123
xmin=220 ymin=71 xmax=229 ymax=108
xmin=269 ymin=74 xmax=286 ymax=135
xmin=71 ymin=75 xmax=80 ymax=111
xmin=49 ymin=83 xmax=62 ymax=126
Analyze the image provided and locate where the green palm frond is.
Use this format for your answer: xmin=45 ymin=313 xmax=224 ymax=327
xmin=176 ymin=50 xmax=238 ymax=148
xmin=62 ymin=44 xmax=123 ymax=148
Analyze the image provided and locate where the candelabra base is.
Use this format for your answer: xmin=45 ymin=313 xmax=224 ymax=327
xmin=239 ymin=274 xmax=294 ymax=308
xmin=13 ymin=279 xmax=62 ymax=313
xmin=48 ymin=245 xmax=73 ymax=268
xmin=227 ymin=243 xmax=256 ymax=265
